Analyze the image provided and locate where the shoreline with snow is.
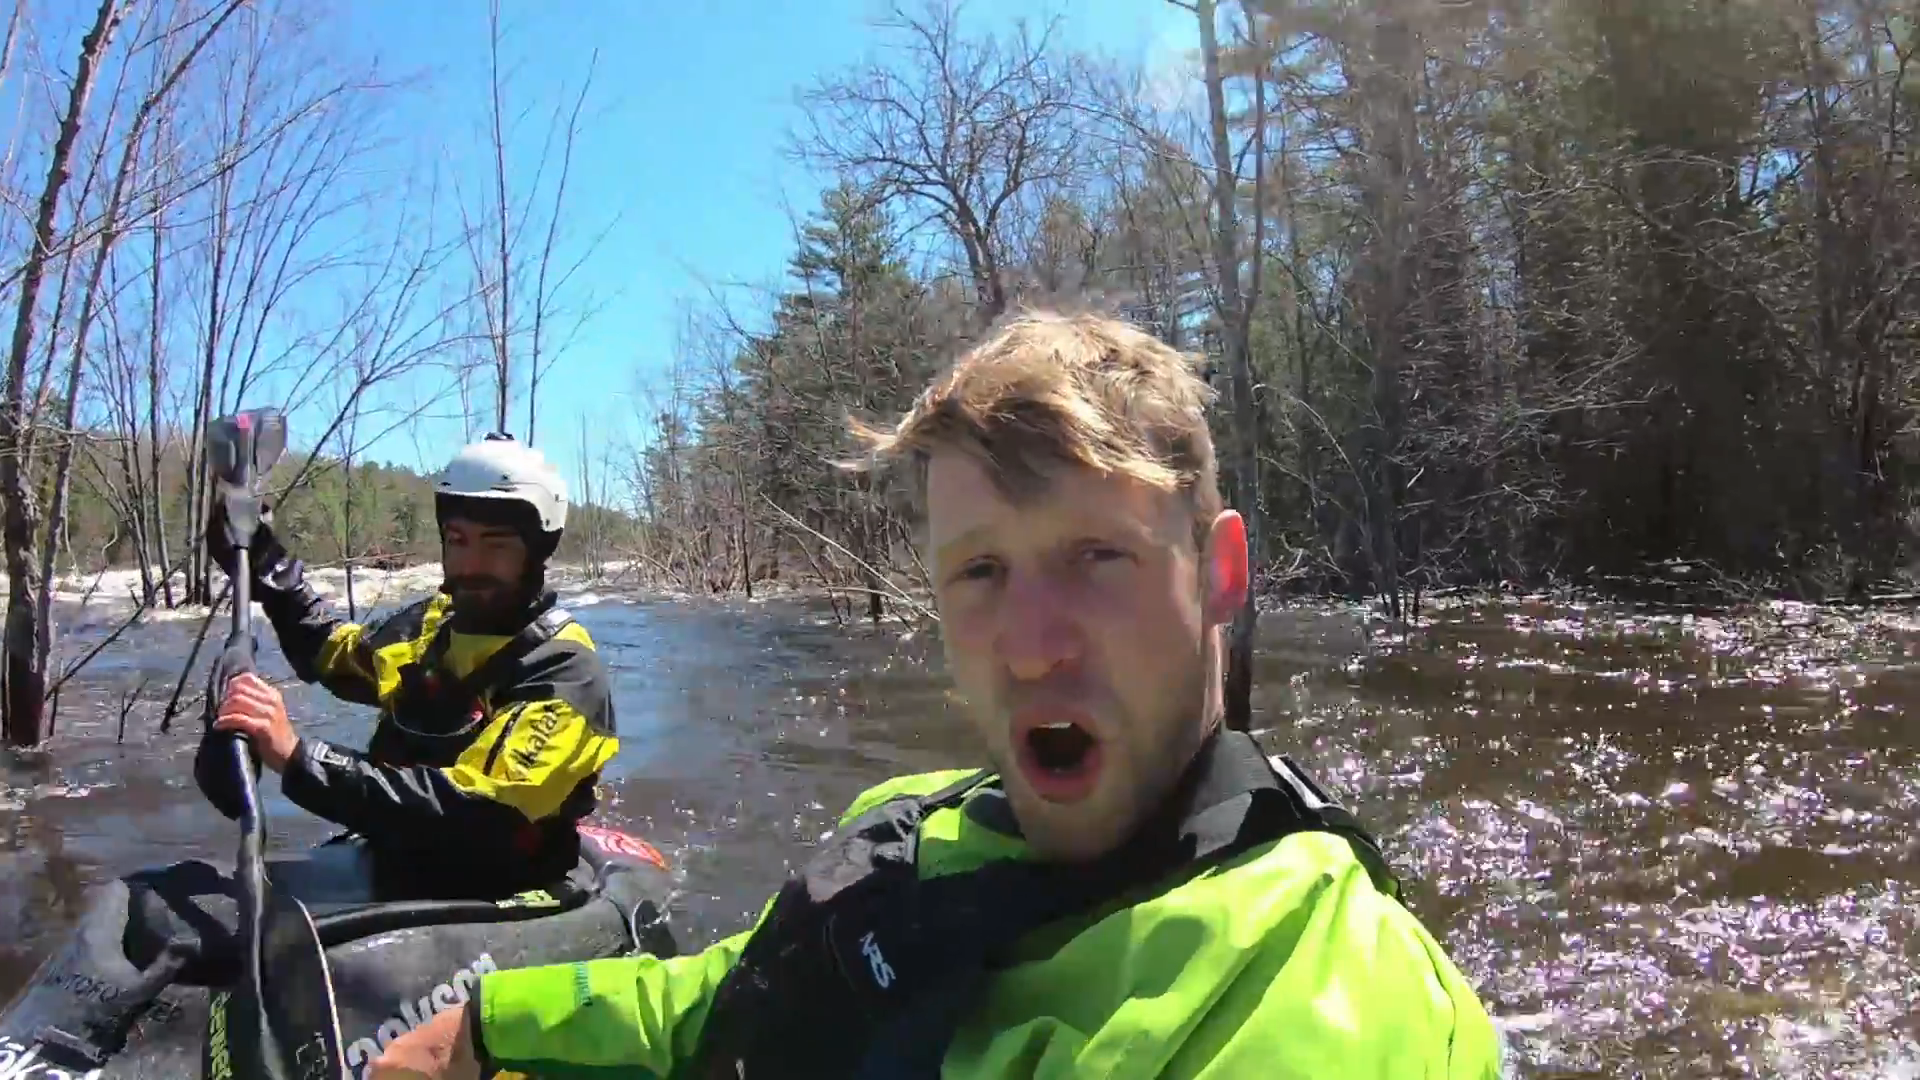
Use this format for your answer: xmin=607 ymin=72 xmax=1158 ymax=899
xmin=5 ymin=557 xmax=854 ymax=632
xmin=4 ymin=559 xmax=658 ymax=626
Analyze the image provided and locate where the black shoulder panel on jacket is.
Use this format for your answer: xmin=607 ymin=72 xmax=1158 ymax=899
xmin=492 ymin=636 xmax=615 ymax=736
xmin=363 ymin=594 xmax=438 ymax=652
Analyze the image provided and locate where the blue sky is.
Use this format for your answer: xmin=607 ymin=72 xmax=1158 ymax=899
xmin=331 ymin=0 xmax=1198 ymax=503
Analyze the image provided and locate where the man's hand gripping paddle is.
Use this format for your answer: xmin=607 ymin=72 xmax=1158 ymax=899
xmin=201 ymin=408 xmax=347 ymax=1080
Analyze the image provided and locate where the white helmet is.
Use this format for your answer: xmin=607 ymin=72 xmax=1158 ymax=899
xmin=432 ymin=433 xmax=568 ymax=533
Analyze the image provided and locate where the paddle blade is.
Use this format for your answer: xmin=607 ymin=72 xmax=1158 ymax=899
xmin=208 ymin=407 xmax=289 ymax=549
xmin=204 ymin=889 xmax=345 ymax=1080
xmin=208 ymin=408 xmax=290 ymax=486
xmin=261 ymin=888 xmax=346 ymax=1080
xmin=249 ymin=410 xmax=289 ymax=476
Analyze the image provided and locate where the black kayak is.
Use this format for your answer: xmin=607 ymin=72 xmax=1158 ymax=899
xmin=0 ymin=821 xmax=678 ymax=1079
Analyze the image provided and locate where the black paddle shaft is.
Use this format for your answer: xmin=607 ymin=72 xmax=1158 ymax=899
xmin=201 ymin=408 xmax=347 ymax=1080
xmin=205 ymin=408 xmax=286 ymax=971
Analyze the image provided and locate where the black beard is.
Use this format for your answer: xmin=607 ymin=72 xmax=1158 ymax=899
xmin=444 ymin=575 xmax=524 ymax=632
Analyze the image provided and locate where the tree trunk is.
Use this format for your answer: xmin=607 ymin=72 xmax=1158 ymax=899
xmin=1196 ymin=0 xmax=1265 ymax=732
xmin=36 ymin=57 xmax=159 ymax=680
xmin=1362 ymin=11 xmax=1415 ymax=620
xmin=120 ymin=433 xmax=153 ymax=601
xmin=185 ymin=155 xmax=235 ymax=607
xmin=35 ymin=251 xmax=108 ymax=682
xmin=344 ymin=453 xmax=358 ymax=619
xmin=148 ymin=202 xmax=173 ymax=607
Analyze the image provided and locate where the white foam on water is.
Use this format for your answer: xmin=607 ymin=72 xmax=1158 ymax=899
xmin=0 ymin=559 xmax=646 ymax=626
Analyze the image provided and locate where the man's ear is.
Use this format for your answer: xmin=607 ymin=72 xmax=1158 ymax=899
xmin=1202 ymin=511 xmax=1249 ymax=625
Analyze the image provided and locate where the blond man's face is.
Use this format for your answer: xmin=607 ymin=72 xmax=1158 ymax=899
xmin=925 ymin=449 xmax=1248 ymax=861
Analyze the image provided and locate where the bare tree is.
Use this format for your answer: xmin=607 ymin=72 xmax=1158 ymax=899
xmin=173 ymin=0 xmax=383 ymax=605
xmin=0 ymin=0 xmax=467 ymax=746
xmin=458 ymin=0 xmax=605 ymax=445
xmin=1 ymin=0 xmax=132 ymax=747
xmin=1178 ymin=0 xmax=1271 ymax=729
xmin=271 ymin=167 xmax=491 ymax=533
xmin=794 ymin=0 xmax=1088 ymax=322
xmin=34 ymin=0 xmax=258 ymax=691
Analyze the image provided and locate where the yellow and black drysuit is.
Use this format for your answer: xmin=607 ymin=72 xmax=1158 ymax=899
xmin=194 ymin=555 xmax=619 ymax=898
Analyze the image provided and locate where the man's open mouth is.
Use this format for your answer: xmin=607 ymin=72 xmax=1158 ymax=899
xmin=1027 ymin=721 xmax=1096 ymax=775
xmin=1014 ymin=712 xmax=1105 ymax=803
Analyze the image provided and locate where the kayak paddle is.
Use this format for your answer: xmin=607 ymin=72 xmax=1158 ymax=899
xmin=202 ymin=407 xmax=348 ymax=1080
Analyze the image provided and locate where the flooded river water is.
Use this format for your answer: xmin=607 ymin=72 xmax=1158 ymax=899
xmin=1 ymin=582 xmax=1916 ymax=1078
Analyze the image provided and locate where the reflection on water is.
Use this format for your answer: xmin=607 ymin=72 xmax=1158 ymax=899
xmin=3 ymin=588 xmax=1917 ymax=1077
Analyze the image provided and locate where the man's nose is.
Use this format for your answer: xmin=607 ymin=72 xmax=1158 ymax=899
xmin=995 ymin=569 xmax=1084 ymax=681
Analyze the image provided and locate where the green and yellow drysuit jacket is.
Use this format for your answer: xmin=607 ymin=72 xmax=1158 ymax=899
xmin=194 ymin=583 xmax=619 ymax=894
xmin=467 ymin=735 xmax=1505 ymax=1079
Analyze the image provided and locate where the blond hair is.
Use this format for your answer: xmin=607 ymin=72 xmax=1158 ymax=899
xmin=849 ymin=309 xmax=1223 ymax=539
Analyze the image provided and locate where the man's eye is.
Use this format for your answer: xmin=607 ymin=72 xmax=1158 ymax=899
xmin=954 ymin=561 xmax=1000 ymax=583
xmin=1080 ymin=546 xmax=1127 ymax=564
